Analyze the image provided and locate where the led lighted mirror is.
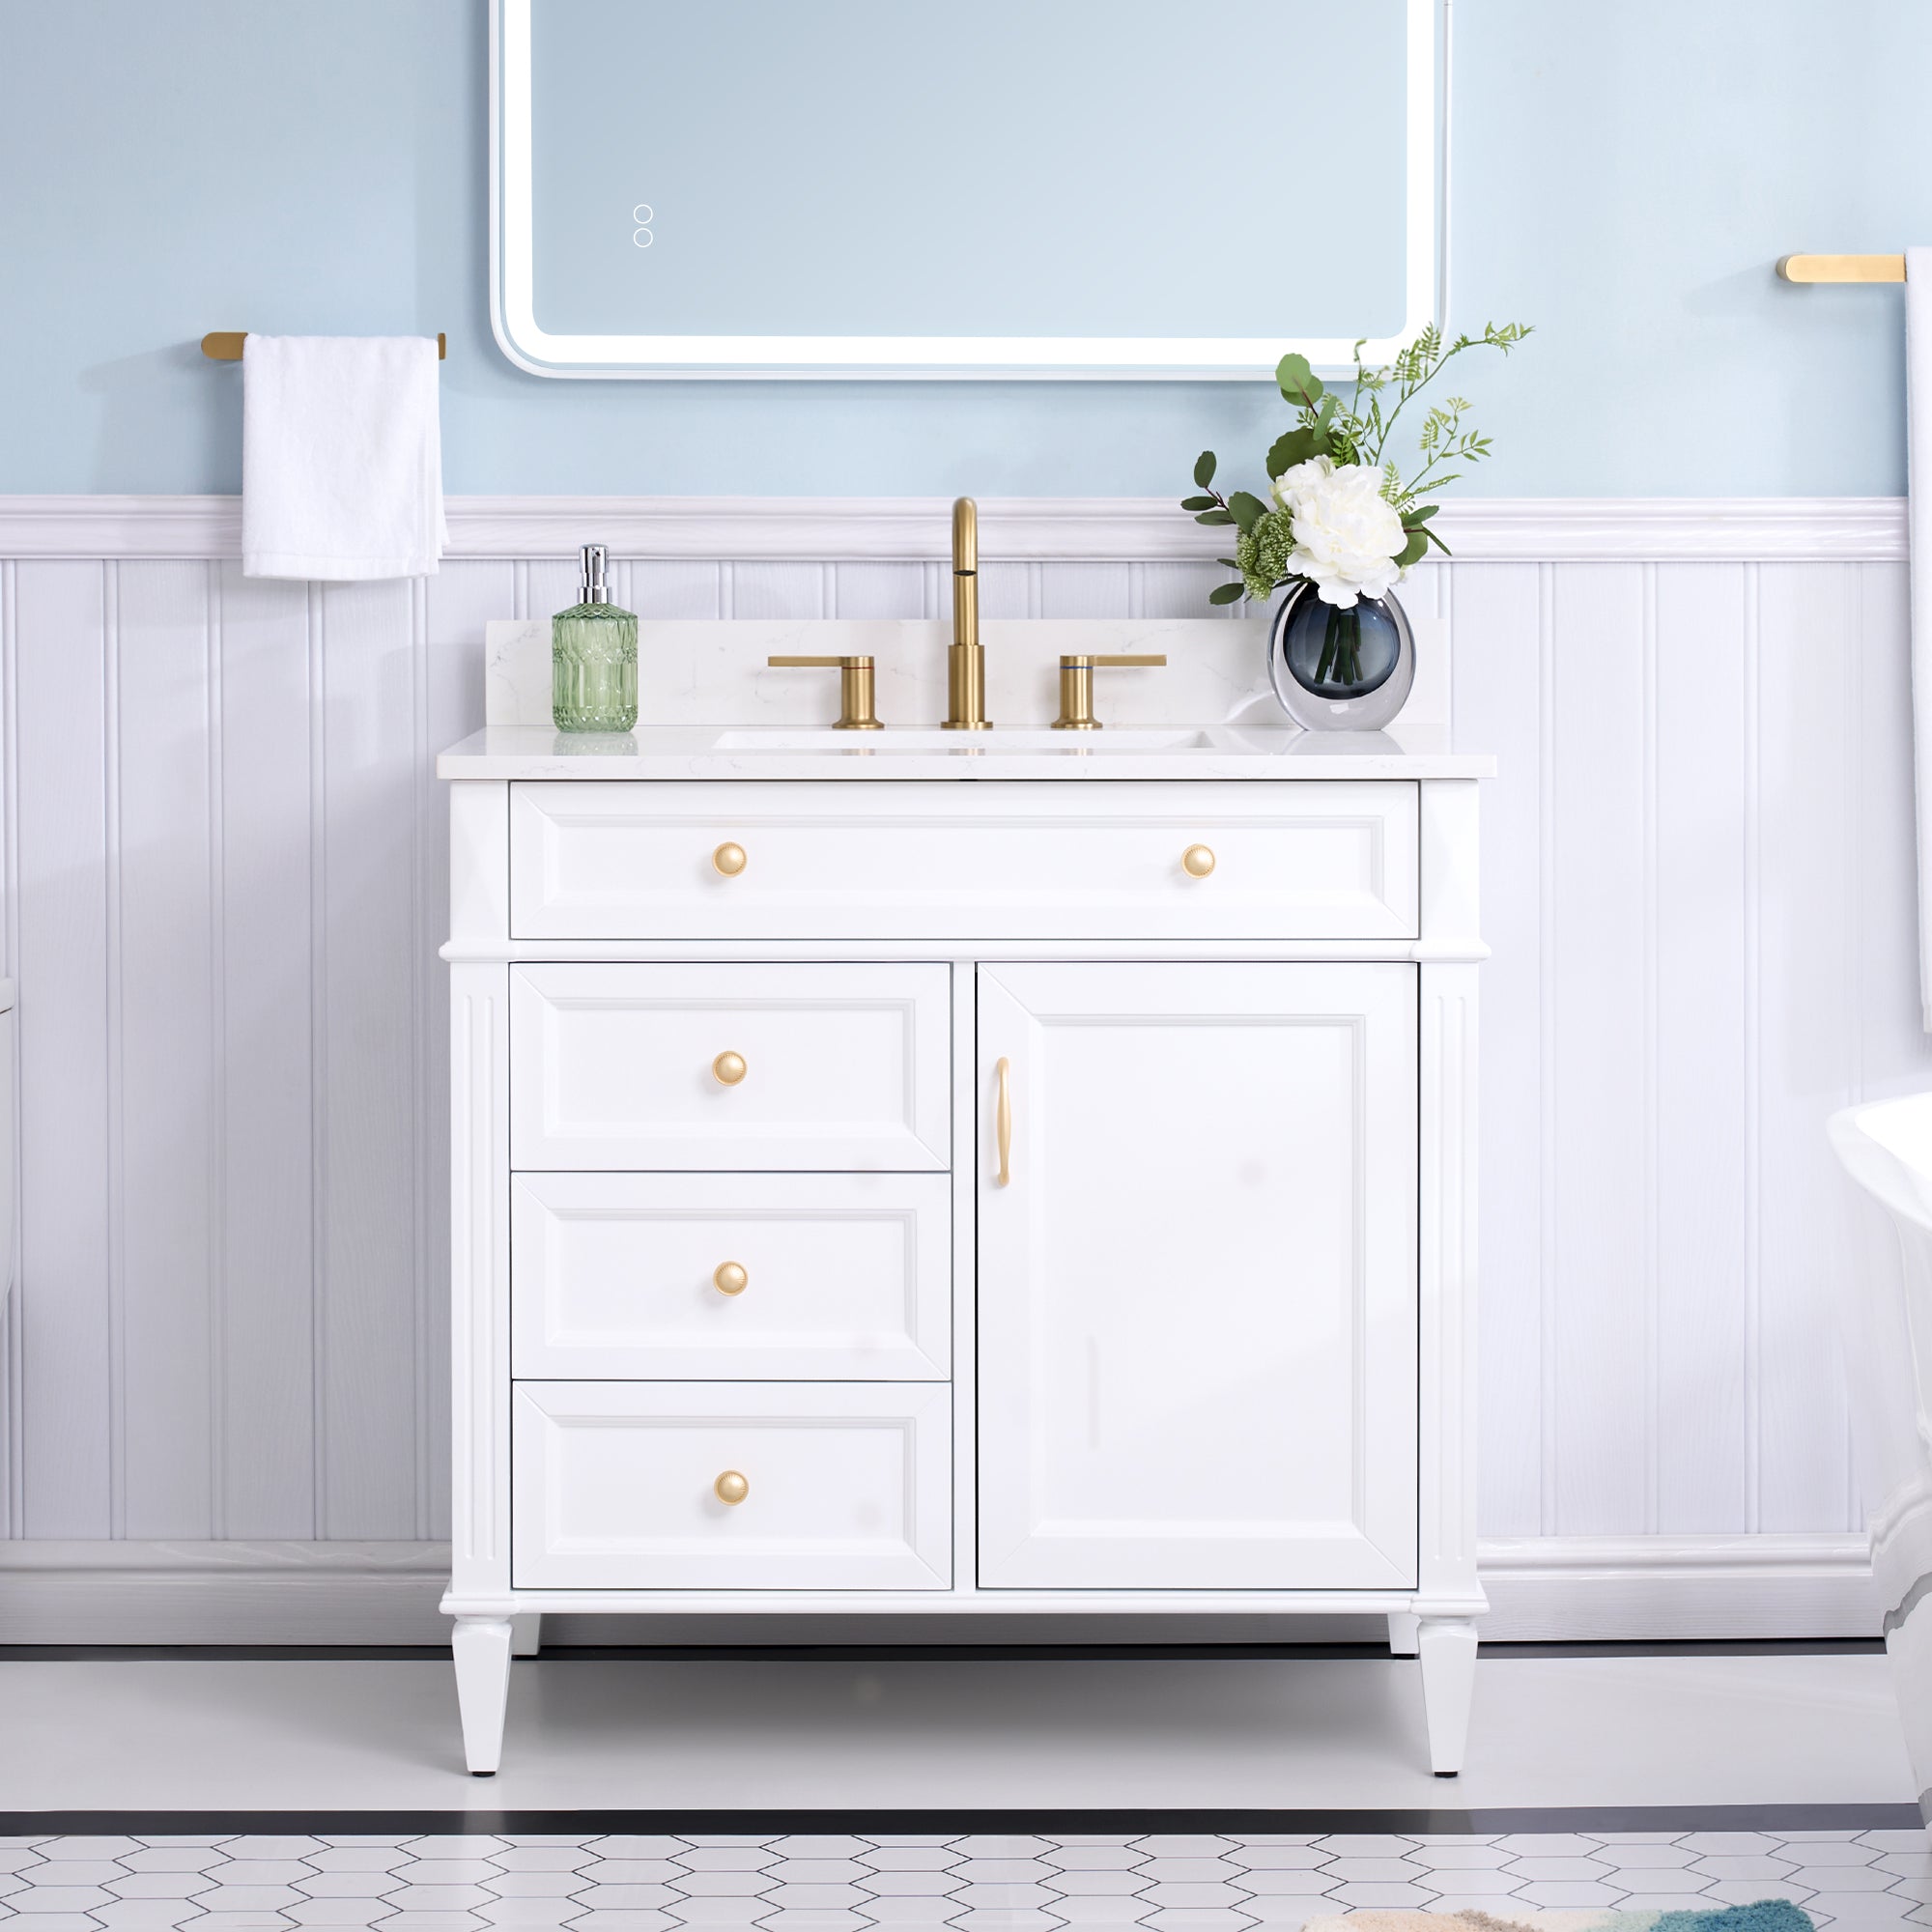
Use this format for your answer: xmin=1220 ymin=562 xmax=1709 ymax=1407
xmin=492 ymin=0 xmax=1445 ymax=381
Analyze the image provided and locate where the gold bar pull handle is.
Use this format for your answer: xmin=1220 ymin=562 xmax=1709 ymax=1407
xmin=765 ymin=655 xmax=883 ymax=729
xmin=994 ymin=1056 xmax=1012 ymax=1186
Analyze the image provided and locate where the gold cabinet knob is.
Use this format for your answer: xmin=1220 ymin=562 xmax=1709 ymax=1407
xmin=714 ymin=1469 xmax=750 ymax=1505
xmin=1182 ymin=843 xmax=1217 ymax=878
xmin=713 ymin=1261 xmax=749 ymax=1296
xmin=712 ymin=841 xmax=748 ymax=876
xmin=712 ymin=1050 xmax=747 ymax=1086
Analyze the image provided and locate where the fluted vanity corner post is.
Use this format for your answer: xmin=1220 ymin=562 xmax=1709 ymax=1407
xmin=441 ymin=778 xmax=516 ymax=1775
xmin=1412 ymin=777 xmax=1488 ymax=1775
xmin=944 ymin=497 xmax=989 ymax=729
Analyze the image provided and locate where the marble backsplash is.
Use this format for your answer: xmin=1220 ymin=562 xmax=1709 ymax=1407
xmin=485 ymin=613 xmax=1453 ymax=733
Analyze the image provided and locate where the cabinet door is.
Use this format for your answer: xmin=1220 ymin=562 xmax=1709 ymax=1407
xmin=977 ymin=962 xmax=1417 ymax=1590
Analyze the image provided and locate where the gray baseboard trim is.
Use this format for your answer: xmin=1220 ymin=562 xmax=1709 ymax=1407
xmin=1477 ymin=1534 xmax=1880 ymax=1640
xmin=0 ymin=1541 xmax=452 ymax=1645
xmin=0 ymin=1534 xmax=1882 ymax=1645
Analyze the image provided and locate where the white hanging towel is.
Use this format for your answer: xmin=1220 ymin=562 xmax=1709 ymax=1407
xmin=1909 ymin=253 xmax=1932 ymax=1029
xmin=241 ymin=335 xmax=446 ymax=580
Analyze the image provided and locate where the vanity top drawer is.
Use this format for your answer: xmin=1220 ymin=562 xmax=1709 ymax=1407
xmin=512 ymin=1380 xmax=952 ymax=1591
xmin=509 ymin=781 xmax=1419 ymax=942
xmin=509 ymin=961 xmax=951 ymax=1172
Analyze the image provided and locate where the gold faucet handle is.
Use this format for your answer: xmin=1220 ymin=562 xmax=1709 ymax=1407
xmin=764 ymin=654 xmax=883 ymax=730
xmin=1052 ymin=654 xmax=1167 ymax=730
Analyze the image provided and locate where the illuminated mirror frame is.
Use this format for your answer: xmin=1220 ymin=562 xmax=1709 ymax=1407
xmin=490 ymin=0 xmax=1448 ymax=381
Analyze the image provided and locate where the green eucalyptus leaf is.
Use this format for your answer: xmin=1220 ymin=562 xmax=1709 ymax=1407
xmin=1208 ymin=582 xmax=1248 ymax=606
xmin=1179 ymin=495 xmax=1217 ymax=511
xmin=1406 ymin=502 xmax=1439 ymax=521
xmin=1227 ymin=490 xmax=1269 ymax=536
xmin=1276 ymin=353 xmax=1326 ymax=410
xmin=1266 ymin=426 xmax=1320 ymax=478
xmin=1193 ymin=450 xmax=1217 ymax=488
xmin=1421 ymin=524 xmax=1453 ymax=554
xmin=1194 ymin=508 xmax=1236 ymax=526
xmin=1395 ymin=530 xmax=1430 ymax=570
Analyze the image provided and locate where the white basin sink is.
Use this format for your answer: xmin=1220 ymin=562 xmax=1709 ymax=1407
xmin=711 ymin=726 xmax=1215 ymax=752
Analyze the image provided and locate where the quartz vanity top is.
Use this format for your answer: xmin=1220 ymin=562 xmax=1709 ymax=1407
xmin=436 ymin=722 xmax=1495 ymax=781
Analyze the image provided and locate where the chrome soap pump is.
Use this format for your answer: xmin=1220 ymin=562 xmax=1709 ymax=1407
xmin=552 ymin=543 xmax=639 ymax=731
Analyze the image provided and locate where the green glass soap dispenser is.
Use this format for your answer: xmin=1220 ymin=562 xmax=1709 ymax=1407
xmin=552 ymin=543 xmax=639 ymax=731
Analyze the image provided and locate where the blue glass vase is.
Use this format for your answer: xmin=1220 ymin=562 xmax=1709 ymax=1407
xmin=1267 ymin=581 xmax=1415 ymax=730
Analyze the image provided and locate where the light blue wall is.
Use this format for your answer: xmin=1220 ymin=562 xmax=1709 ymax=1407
xmin=3 ymin=0 xmax=1928 ymax=497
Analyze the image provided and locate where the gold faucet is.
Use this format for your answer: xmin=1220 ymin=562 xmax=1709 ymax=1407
xmin=943 ymin=497 xmax=989 ymax=728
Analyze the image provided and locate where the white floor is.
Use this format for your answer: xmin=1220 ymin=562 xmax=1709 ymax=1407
xmin=0 ymin=1650 xmax=1915 ymax=1811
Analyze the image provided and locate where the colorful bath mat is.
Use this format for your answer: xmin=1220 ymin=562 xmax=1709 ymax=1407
xmin=1306 ymin=1907 xmax=1813 ymax=1932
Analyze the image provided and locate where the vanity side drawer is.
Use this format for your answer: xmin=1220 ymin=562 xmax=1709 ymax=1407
xmin=509 ymin=961 xmax=951 ymax=1171
xmin=512 ymin=1172 xmax=952 ymax=1380
xmin=509 ymin=781 xmax=1419 ymax=941
xmin=511 ymin=1380 xmax=952 ymax=1590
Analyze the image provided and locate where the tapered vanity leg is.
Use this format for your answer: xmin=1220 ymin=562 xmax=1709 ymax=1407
xmin=1416 ymin=1618 xmax=1479 ymax=1776
xmin=509 ymin=1614 xmax=543 ymax=1658
xmin=452 ymin=1617 xmax=514 ymax=1775
xmin=1386 ymin=1612 xmax=1420 ymax=1657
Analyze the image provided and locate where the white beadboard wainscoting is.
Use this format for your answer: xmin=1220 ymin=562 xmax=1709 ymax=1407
xmin=0 ymin=496 xmax=1918 ymax=1643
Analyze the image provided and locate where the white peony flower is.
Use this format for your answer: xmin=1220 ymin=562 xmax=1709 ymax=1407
xmin=1270 ymin=456 xmax=1407 ymax=609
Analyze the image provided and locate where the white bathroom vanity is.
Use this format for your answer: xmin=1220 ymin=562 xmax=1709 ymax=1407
xmin=438 ymin=709 xmax=1491 ymax=1776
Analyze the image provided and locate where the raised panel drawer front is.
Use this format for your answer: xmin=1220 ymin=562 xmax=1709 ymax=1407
xmin=509 ymin=781 xmax=1418 ymax=941
xmin=511 ymin=1172 xmax=952 ymax=1379
xmin=509 ymin=962 xmax=950 ymax=1171
xmin=977 ymin=961 xmax=1419 ymax=1591
xmin=512 ymin=1381 xmax=952 ymax=1590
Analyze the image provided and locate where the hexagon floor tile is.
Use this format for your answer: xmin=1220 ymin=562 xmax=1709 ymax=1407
xmin=0 ymin=1828 xmax=1923 ymax=1929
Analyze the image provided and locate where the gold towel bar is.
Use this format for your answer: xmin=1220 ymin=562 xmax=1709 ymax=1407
xmin=201 ymin=331 xmax=447 ymax=360
xmin=1776 ymin=255 xmax=1906 ymax=284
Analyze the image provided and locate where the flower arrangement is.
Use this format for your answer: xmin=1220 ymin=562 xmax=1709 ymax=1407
xmin=1182 ymin=323 xmax=1531 ymax=687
